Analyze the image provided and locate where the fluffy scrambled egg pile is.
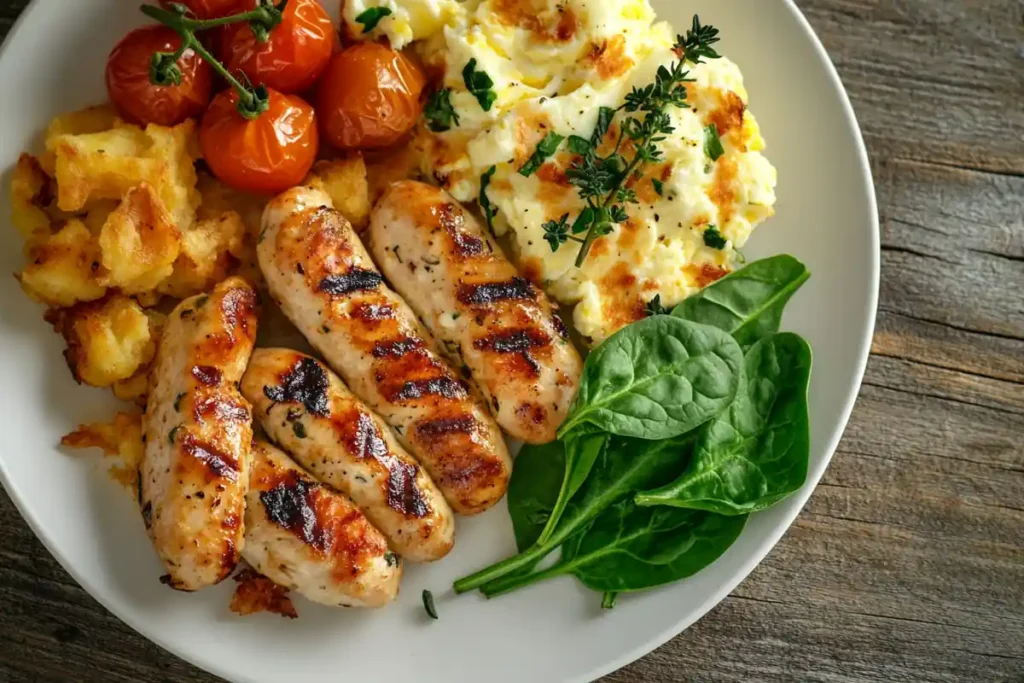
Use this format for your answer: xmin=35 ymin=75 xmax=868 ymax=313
xmin=344 ymin=0 xmax=777 ymax=342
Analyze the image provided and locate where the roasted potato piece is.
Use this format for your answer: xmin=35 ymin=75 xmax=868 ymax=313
xmin=196 ymin=170 xmax=266 ymax=236
xmin=17 ymin=219 xmax=106 ymax=306
xmin=308 ymin=157 xmax=370 ymax=231
xmin=52 ymin=119 xmax=200 ymax=232
xmin=157 ymin=210 xmax=246 ymax=299
xmin=82 ymin=199 xmax=119 ymax=234
xmin=44 ymin=104 xmax=119 ymax=150
xmin=10 ymin=154 xmax=55 ymax=240
xmin=365 ymin=143 xmax=423 ymax=204
xmin=112 ymin=370 xmax=150 ymax=405
xmin=48 ymin=294 xmax=157 ymax=387
xmin=97 ymin=184 xmax=180 ymax=294
xmin=62 ymin=411 xmax=145 ymax=491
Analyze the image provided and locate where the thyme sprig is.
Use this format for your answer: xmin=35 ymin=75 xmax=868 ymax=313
xmin=540 ymin=15 xmax=721 ymax=267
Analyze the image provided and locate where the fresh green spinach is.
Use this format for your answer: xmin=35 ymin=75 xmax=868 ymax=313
xmin=636 ymin=333 xmax=812 ymax=514
xmin=482 ymin=504 xmax=747 ymax=597
xmin=454 ymin=433 xmax=694 ymax=593
xmin=558 ymin=316 xmax=744 ymax=441
xmin=672 ymin=255 xmax=809 ymax=347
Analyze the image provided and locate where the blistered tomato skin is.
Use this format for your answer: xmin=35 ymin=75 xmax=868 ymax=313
xmin=200 ymin=88 xmax=319 ymax=195
xmin=105 ymin=26 xmax=213 ymax=127
xmin=220 ymin=0 xmax=336 ymax=94
xmin=315 ymin=43 xmax=426 ymax=151
xmin=158 ymin=0 xmax=251 ymax=19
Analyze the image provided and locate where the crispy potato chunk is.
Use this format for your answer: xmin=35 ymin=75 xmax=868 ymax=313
xmin=365 ymin=144 xmax=423 ymax=204
xmin=157 ymin=210 xmax=246 ymax=299
xmin=82 ymin=199 xmax=119 ymax=234
xmin=230 ymin=568 xmax=298 ymax=619
xmin=97 ymin=184 xmax=181 ymax=294
xmin=62 ymin=411 xmax=144 ymax=492
xmin=52 ymin=119 xmax=200 ymax=232
xmin=44 ymin=104 xmax=119 ymax=149
xmin=49 ymin=295 xmax=156 ymax=387
xmin=112 ymin=371 xmax=150 ymax=405
xmin=10 ymin=154 xmax=55 ymax=240
xmin=308 ymin=157 xmax=370 ymax=230
xmin=17 ymin=219 xmax=106 ymax=307
xmin=196 ymin=170 xmax=266 ymax=235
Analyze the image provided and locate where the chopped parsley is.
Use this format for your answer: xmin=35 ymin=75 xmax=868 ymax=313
xmin=462 ymin=59 xmax=497 ymax=112
xmin=519 ymin=132 xmax=565 ymax=177
xmin=479 ymin=166 xmax=498 ymax=231
xmin=652 ymin=178 xmax=665 ymax=196
xmin=173 ymin=393 xmax=185 ymax=412
xmin=644 ymin=294 xmax=671 ymax=317
xmin=355 ymin=7 xmax=392 ymax=33
xmin=168 ymin=426 xmax=181 ymax=444
xmin=703 ymin=225 xmax=727 ymax=249
xmin=424 ymin=88 xmax=460 ymax=132
xmin=704 ymin=124 xmax=724 ymax=162
xmin=292 ymin=421 xmax=307 ymax=439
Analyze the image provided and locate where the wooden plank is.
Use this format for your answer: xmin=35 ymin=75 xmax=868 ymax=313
xmin=799 ymin=0 xmax=1024 ymax=175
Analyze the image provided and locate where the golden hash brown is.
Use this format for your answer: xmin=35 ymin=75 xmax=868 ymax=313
xmin=230 ymin=568 xmax=298 ymax=619
xmin=97 ymin=183 xmax=181 ymax=294
xmin=62 ymin=411 xmax=144 ymax=491
xmin=158 ymin=210 xmax=248 ymax=299
xmin=308 ymin=157 xmax=370 ymax=231
xmin=48 ymin=294 xmax=157 ymax=388
xmin=10 ymin=154 xmax=56 ymax=240
xmin=17 ymin=219 xmax=106 ymax=307
xmin=51 ymin=118 xmax=200 ymax=233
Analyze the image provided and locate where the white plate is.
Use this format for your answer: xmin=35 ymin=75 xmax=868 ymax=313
xmin=0 ymin=1 xmax=878 ymax=681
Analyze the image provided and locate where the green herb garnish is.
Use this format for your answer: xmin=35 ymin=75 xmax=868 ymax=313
xmin=173 ymin=393 xmax=185 ymax=412
xmin=703 ymin=225 xmax=727 ymax=249
xmin=292 ymin=422 xmax=307 ymax=439
xmin=704 ymin=124 xmax=724 ymax=162
xmin=424 ymin=88 xmax=460 ymax=132
xmin=652 ymin=178 xmax=665 ymax=196
xmin=519 ymin=132 xmax=565 ymax=177
xmin=355 ymin=6 xmax=392 ymax=33
xmin=479 ymin=166 xmax=497 ymax=231
xmin=168 ymin=426 xmax=181 ymax=445
xmin=462 ymin=59 xmax=497 ymax=112
xmin=644 ymin=294 xmax=670 ymax=317
xmin=422 ymin=589 xmax=438 ymax=619
xmin=676 ymin=15 xmax=721 ymax=64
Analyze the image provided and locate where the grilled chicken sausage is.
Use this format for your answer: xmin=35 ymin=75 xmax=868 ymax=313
xmin=259 ymin=185 xmax=512 ymax=515
xmin=369 ymin=181 xmax=582 ymax=444
xmin=141 ymin=277 xmax=258 ymax=591
xmin=243 ymin=440 xmax=402 ymax=608
xmin=242 ymin=349 xmax=455 ymax=561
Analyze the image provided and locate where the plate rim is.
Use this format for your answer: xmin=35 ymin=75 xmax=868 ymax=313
xmin=0 ymin=0 xmax=880 ymax=681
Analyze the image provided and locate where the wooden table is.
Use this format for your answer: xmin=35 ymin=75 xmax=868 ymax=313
xmin=1 ymin=1 xmax=1021 ymax=681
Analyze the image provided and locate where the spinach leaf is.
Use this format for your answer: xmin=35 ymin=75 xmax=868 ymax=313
xmin=507 ymin=440 xmax=566 ymax=551
xmin=559 ymin=316 xmax=744 ymax=441
xmin=636 ymin=333 xmax=812 ymax=514
xmin=456 ymin=433 xmax=694 ymax=593
xmin=482 ymin=503 xmax=747 ymax=596
xmin=672 ymin=255 xmax=810 ymax=347
xmin=534 ymin=431 xmax=607 ymax=545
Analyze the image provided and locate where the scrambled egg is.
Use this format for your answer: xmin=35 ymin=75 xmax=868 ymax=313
xmin=346 ymin=0 xmax=777 ymax=342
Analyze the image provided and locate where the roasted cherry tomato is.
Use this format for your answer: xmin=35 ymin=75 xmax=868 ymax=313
xmin=106 ymin=25 xmax=213 ymax=127
xmin=200 ymin=88 xmax=319 ymax=194
xmin=158 ymin=0 xmax=251 ymax=19
xmin=315 ymin=43 xmax=426 ymax=151
xmin=220 ymin=0 xmax=335 ymax=94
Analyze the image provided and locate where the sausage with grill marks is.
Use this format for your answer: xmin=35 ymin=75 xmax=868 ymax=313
xmin=258 ymin=185 xmax=511 ymax=515
xmin=242 ymin=440 xmax=402 ymax=608
xmin=141 ymin=277 xmax=258 ymax=591
xmin=242 ymin=348 xmax=455 ymax=562
xmin=368 ymin=181 xmax=582 ymax=444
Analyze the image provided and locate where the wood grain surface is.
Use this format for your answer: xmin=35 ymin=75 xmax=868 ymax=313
xmin=1 ymin=1 xmax=1022 ymax=682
